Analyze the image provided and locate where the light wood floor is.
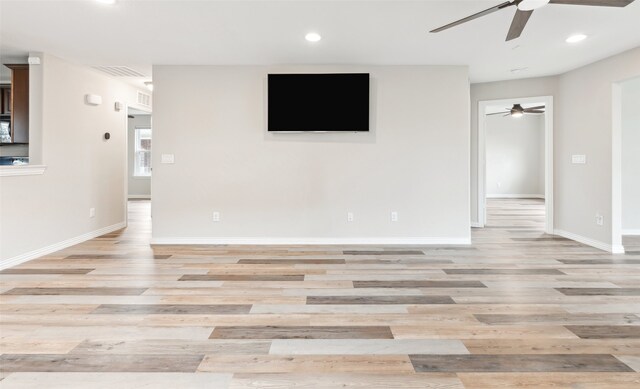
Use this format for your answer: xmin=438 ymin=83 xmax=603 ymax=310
xmin=624 ymin=235 xmax=640 ymax=254
xmin=1 ymin=199 xmax=639 ymax=388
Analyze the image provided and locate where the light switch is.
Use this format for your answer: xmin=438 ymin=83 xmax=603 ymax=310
xmin=161 ymin=154 xmax=175 ymax=164
xmin=571 ymin=155 xmax=586 ymax=164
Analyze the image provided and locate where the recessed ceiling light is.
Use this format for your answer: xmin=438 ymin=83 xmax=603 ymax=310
xmin=566 ymin=34 xmax=587 ymax=43
xmin=95 ymin=0 xmax=116 ymax=4
xmin=305 ymin=32 xmax=322 ymax=43
xmin=510 ymin=67 xmax=529 ymax=74
xmin=518 ymin=0 xmax=550 ymax=11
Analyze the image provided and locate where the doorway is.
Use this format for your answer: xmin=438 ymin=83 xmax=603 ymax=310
xmin=478 ymin=96 xmax=553 ymax=233
xmin=125 ymin=106 xmax=152 ymax=226
xmin=614 ymin=77 xmax=640 ymax=253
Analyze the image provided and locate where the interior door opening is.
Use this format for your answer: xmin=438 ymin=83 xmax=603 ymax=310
xmin=126 ymin=106 xmax=152 ymax=225
xmin=477 ymin=96 xmax=554 ymax=235
xmin=615 ymin=77 xmax=640 ymax=253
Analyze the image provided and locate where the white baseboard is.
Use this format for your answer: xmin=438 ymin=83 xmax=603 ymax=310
xmin=0 ymin=221 xmax=127 ymax=270
xmin=622 ymin=229 xmax=640 ymax=236
xmin=470 ymin=222 xmax=482 ymax=228
xmin=553 ymin=229 xmax=624 ymax=254
xmin=612 ymin=244 xmax=626 ymax=254
xmin=486 ymin=194 xmax=545 ymax=199
xmin=151 ymin=237 xmax=472 ymax=246
xmin=128 ymin=195 xmax=151 ymax=199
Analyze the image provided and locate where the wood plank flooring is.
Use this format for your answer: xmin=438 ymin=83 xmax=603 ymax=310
xmin=623 ymin=235 xmax=640 ymax=254
xmin=1 ymin=198 xmax=639 ymax=388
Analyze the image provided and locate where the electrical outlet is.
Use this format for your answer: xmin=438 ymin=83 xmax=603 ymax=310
xmin=347 ymin=212 xmax=354 ymax=222
xmin=595 ymin=213 xmax=604 ymax=226
xmin=391 ymin=211 xmax=398 ymax=222
xmin=89 ymin=208 xmax=95 ymax=218
xmin=212 ymin=211 xmax=220 ymax=222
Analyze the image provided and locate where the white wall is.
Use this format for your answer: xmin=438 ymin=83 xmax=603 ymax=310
xmin=128 ymin=114 xmax=151 ymax=198
xmin=471 ymin=47 xmax=640 ymax=250
xmin=622 ymin=77 xmax=640 ymax=233
xmin=555 ymin=48 xmax=640 ymax=249
xmin=0 ymin=53 xmax=150 ymax=265
xmin=152 ymin=65 xmax=470 ymax=244
xmin=486 ymin=114 xmax=544 ymax=197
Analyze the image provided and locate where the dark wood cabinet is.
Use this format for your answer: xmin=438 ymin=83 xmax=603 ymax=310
xmin=5 ymin=64 xmax=29 ymax=144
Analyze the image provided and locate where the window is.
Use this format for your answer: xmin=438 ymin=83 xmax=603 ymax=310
xmin=134 ymin=127 xmax=152 ymax=177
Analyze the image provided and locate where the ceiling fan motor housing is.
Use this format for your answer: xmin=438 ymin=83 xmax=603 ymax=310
xmin=511 ymin=104 xmax=524 ymax=114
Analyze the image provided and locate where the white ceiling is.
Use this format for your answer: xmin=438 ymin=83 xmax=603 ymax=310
xmin=1 ymin=0 xmax=639 ymax=83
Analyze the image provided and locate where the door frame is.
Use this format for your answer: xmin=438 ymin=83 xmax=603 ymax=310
xmin=612 ymin=76 xmax=640 ymax=254
xmin=477 ymin=95 xmax=554 ymax=234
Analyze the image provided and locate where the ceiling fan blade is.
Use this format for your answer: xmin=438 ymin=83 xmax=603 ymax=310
xmin=549 ymin=0 xmax=635 ymax=7
xmin=524 ymin=109 xmax=545 ymax=113
xmin=430 ymin=1 xmax=515 ymax=33
xmin=506 ymin=9 xmax=534 ymax=41
xmin=524 ymin=105 xmax=545 ymax=110
xmin=487 ymin=111 xmax=508 ymax=115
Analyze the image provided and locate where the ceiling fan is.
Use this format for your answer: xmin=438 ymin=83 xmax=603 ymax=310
xmin=487 ymin=104 xmax=545 ymax=117
xmin=431 ymin=0 xmax=636 ymax=41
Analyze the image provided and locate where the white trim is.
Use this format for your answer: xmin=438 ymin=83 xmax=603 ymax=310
xmin=151 ymin=237 xmax=472 ymax=246
xmin=545 ymin=98 xmax=554 ymax=235
xmin=612 ymin=245 xmax=627 ymax=254
xmin=486 ymin=194 xmax=545 ymax=199
xmin=128 ymin=195 xmax=151 ymax=199
xmin=622 ymin=229 xmax=640 ymax=236
xmin=478 ymin=95 xmax=554 ymax=234
xmin=554 ymin=229 xmax=624 ymax=254
xmin=470 ymin=222 xmax=482 ymax=228
xmin=0 ymin=221 xmax=126 ymax=270
xmin=611 ymin=81 xmax=629 ymax=254
xmin=478 ymin=102 xmax=486 ymax=227
xmin=124 ymin=105 xmax=129 ymax=228
xmin=0 ymin=165 xmax=47 ymax=177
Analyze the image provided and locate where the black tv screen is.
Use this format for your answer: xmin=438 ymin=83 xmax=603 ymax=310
xmin=268 ymin=73 xmax=370 ymax=132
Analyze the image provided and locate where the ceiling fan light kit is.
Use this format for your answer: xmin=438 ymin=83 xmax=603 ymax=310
xmin=566 ymin=33 xmax=588 ymax=43
xmin=518 ymin=0 xmax=551 ymax=11
xmin=430 ymin=0 xmax=635 ymax=42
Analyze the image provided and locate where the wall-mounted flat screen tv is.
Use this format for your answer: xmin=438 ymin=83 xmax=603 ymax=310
xmin=268 ymin=73 xmax=370 ymax=132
